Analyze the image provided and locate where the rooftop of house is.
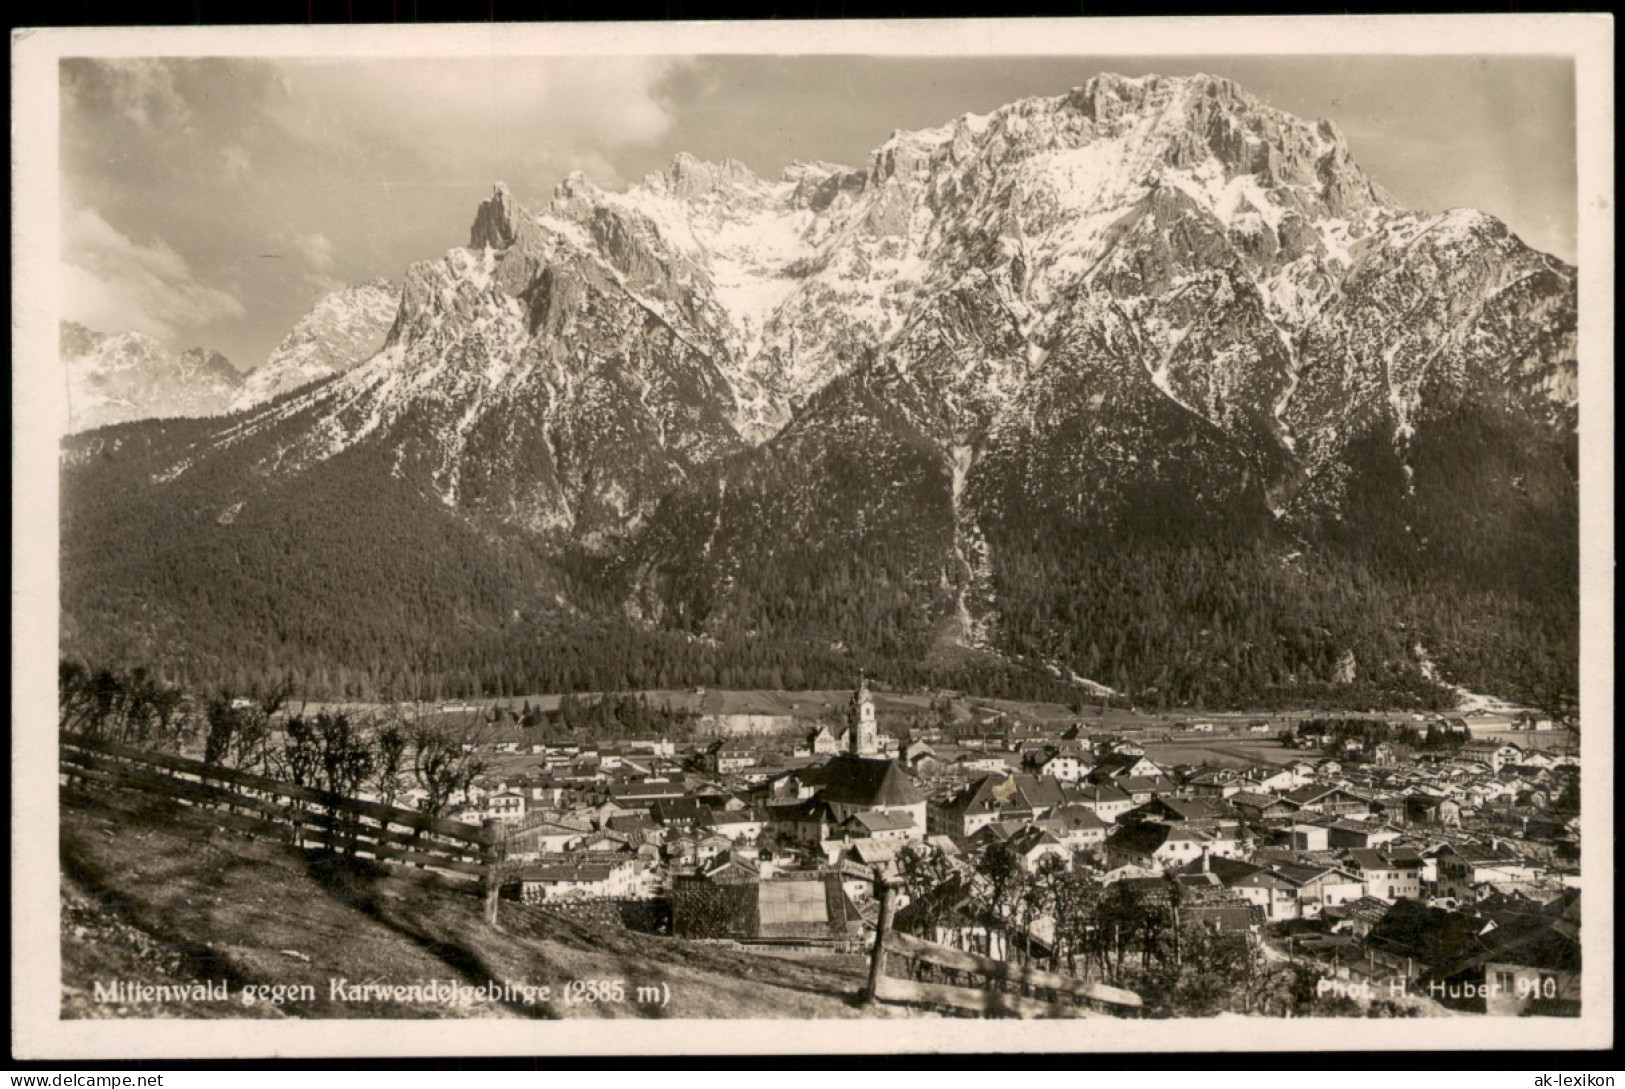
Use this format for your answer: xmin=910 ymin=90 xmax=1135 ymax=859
xmin=1108 ymin=820 xmax=1210 ymax=854
xmin=1072 ymin=784 xmax=1133 ymax=804
xmin=804 ymin=754 xmax=926 ymax=808
xmin=1228 ymin=791 xmax=1286 ymax=810
xmin=513 ymin=863 xmax=620 ymax=883
xmin=1344 ymin=847 xmax=1422 ymax=871
xmin=675 ymin=871 xmax=864 ymax=942
xmin=843 ymin=809 xmax=917 ymax=834
xmin=1044 ymin=805 xmax=1109 ymax=832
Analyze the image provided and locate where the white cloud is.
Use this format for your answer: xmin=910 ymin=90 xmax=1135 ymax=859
xmin=103 ymin=59 xmax=194 ymax=133
xmin=266 ymin=56 xmax=694 ymax=176
xmin=221 ymin=144 xmax=253 ymax=180
xmin=293 ymin=231 xmax=335 ymax=271
xmin=62 ymin=206 xmax=245 ymax=340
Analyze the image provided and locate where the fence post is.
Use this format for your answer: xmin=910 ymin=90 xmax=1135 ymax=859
xmin=863 ymin=871 xmax=895 ymax=1007
xmin=483 ymin=818 xmax=502 ymax=929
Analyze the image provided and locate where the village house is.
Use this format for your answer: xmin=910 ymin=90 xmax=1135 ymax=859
xmin=1281 ymin=784 xmax=1371 ymax=818
xmin=1287 ymin=821 xmax=1333 ymax=852
xmin=1214 ymin=862 xmax=1303 ymax=922
xmin=503 ymin=819 xmax=589 ymax=859
xmin=482 ymin=790 xmax=528 ymax=824
xmin=1433 ymin=842 xmax=1545 ymax=903
xmin=1238 ymin=765 xmax=1305 ymax=795
xmin=1458 ymin=739 xmax=1523 ymax=773
xmin=651 ymin=798 xmax=713 ymax=832
xmin=1006 ymin=825 xmax=1073 ymax=872
xmin=577 ymin=829 xmax=634 ymax=854
xmin=607 ymin=776 xmax=688 ymax=808
xmin=664 ymin=831 xmax=733 ymax=870
xmin=1477 ymin=907 xmax=1582 ymax=1017
xmin=1343 ymin=847 xmax=1425 ymax=902
xmin=834 ymin=809 xmax=917 ymax=844
xmin=1089 ymin=752 xmax=1166 ymax=784
xmin=929 ymin=772 xmax=1066 ymax=837
xmin=1405 ymin=793 xmax=1464 ymax=828
xmin=1358 ymin=898 xmax=1485 ymax=992
xmin=1121 ymin=795 xmax=1236 ymax=830
xmin=1326 ymin=896 xmax=1398 ymax=940
xmin=506 ymin=857 xmax=639 ymax=902
xmin=1029 ymin=749 xmax=1091 ymax=783
xmin=1099 ymin=737 xmax=1146 ymax=758
xmin=1105 ymin=822 xmax=1239 ymax=871
xmin=1070 ymin=783 xmax=1134 ymax=824
xmin=701 ymin=805 xmax=768 ymax=844
xmin=795 ymin=725 xmax=840 ymax=758
xmin=1112 ymin=776 xmax=1165 ymax=806
xmin=604 ymin=812 xmax=657 ymax=841
xmin=1183 ymin=768 xmax=1242 ymax=799
xmin=1325 ymin=819 xmax=1403 ymax=850
xmin=905 ymin=747 xmax=946 ymax=780
xmin=1270 ymin=861 xmax=1366 ymax=914
xmin=701 ymin=738 xmax=759 ymax=774
xmin=1228 ymin=791 xmax=1299 ymax=823
xmin=1039 ymin=804 xmax=1110 ymax=855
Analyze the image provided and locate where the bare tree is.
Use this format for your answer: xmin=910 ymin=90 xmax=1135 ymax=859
xmin=370 ymin=721 xmax=409 ymax=813
xmin=973 ymin=843 xmax=1024 ymax=961
xmin=410 ymin=721 xmax=490 ymax=824
xmin=1048 ymin=864 xmax=1100 ymax=975
xmin=204 ymin=681 xmax=293 ymax=774
xmin=1016 ymin=858 xmax=1059 ymax=968
xmin=277 ymin=710 xmax=377 ymax=855
xmin=894 ymin=843 xmax=955 ymax=945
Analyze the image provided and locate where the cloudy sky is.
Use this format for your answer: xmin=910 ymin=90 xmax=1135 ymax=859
xmin=59 ymin=53 xmax=1577 ymax=371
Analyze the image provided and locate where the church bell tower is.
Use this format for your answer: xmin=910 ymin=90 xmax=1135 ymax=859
xmin=848 ymin=678 xmax=878 ymax=756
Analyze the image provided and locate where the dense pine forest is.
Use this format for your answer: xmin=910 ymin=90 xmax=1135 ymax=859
xmin=60 ymin=391 xmax=1577 ymax=715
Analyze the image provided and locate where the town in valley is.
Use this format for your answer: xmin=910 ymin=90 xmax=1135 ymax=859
xmin=59 ymin=669 xmax=1582 ymax=1020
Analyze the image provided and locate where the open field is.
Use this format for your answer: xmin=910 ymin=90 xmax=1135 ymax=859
xmin=60 ymin=788 xmax=894 ymax=1020
xmin=293 ymin=688 xmax=1568 ymax=758
xmin=1142 ymin=738 xmax=1300 ymax=769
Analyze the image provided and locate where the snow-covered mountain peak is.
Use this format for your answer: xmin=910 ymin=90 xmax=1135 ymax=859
xmin=176 ymin=71 xmax=1573 ymax=548
xmin=642 ymin=152 xmax=764 ymax=200
xmin=469 ymin=181 xmax=533 ymax=251
xmin=61 ymin=322 xmax=241 ymax=432
xmin=229 ymin=279 xmax=399 ymax=413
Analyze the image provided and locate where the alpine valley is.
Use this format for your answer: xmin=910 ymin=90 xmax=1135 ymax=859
xmin=61 ymin=73 xmax=1578 ymax=712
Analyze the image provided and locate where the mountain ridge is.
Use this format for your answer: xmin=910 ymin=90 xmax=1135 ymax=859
xmin=59 ymin=72 xmax=1579 ymax=711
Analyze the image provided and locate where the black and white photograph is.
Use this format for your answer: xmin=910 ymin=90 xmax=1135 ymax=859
xmin=10 ymin=16 xmax=1614 ymax=1059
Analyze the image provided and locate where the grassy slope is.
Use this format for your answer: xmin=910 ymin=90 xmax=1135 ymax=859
xmin=61 ymin=789 xmax=897 ymax=1020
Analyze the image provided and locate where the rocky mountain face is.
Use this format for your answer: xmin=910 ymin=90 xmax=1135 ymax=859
xmin=61 ymin=280 xmax=400 ymax=433
xmin=61 ymin=73 xmax=1578 ymax=708
xmin=228 ymin=280 xmax=400 ymax=413
xmin=62 ymin=323 xmax=243 ymax=433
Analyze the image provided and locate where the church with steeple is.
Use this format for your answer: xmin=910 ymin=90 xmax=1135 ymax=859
xmin=801 ymin=678 xmax=926 ymax=833
xmin=845 ymin=676 xmax=879 ymax=756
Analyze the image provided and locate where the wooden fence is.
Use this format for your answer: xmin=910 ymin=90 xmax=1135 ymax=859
xmin=60 ymin=734 xmax=503 ymax=919
xmin=863 ymin=880 xmax=1143 ymax=1019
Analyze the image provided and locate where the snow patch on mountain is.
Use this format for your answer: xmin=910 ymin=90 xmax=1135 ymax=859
xmin=62 ymin=323 xmax=241 ymax=433
xmin=230 ymin=280 xmax=399 ymax=413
